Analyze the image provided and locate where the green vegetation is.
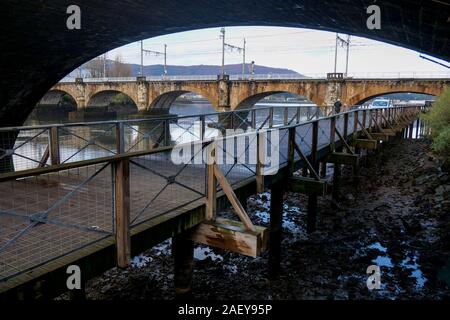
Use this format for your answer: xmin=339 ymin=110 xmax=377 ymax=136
xmin=422 ymin=87 xmax=450 ymax=159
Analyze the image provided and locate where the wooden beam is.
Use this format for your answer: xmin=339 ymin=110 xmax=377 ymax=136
xmin=206 ymin=146 xmax=217 ymax=220
xmin=370 ymin=132 xmax=390 ymax=141
xmin=354 ymin=139 xmax=377 ymax=150
xmin=213 ymin=164 xmax=255 ymax=232
xmin=326 ymin=152 xmax=359 ymax=166
xmin=114 ymin=158 xmax=131 ymax=268
xmin=288 ymin=176 xmax=326 ymax=196
xmin=186 ymin=218 xmax=268 ymax=258
xmin=37 ymin=145 xmax=50 ymax=168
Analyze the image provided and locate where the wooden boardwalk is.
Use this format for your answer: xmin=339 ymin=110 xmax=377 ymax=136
xmin=0 ymin=106 xmax=421 ymax=298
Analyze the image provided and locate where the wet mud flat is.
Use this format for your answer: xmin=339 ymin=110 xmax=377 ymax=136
xmin=76 ymin=138 xmax=450 ymax=300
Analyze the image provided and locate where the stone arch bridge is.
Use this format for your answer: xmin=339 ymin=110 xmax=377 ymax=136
xmin=48 ymin=77 xmax=449 ymax=112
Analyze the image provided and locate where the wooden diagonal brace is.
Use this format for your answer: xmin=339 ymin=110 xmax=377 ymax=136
xmin=293 ymin=142 xmax=320 ymax=181
xmin=356 ymin=118 xmax=374 ymax=140
xmin=213 ymin=164 xmax=256 ymax=232
xmin=334 ymin=127 xmax=354 ymax=155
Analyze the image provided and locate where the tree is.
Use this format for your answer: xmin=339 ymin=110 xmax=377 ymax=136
xmin=85 ymin=56 xmax=106 ymax=78
xmin=108 ymin=54 xmax=132 ymax=77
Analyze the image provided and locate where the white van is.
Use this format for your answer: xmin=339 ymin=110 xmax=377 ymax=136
xmin=368 ymin=99 xmax=392 ymax=109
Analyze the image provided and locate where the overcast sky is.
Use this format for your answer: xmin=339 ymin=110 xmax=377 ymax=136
xmin=102 ymin=26 xmax=448 ymax=76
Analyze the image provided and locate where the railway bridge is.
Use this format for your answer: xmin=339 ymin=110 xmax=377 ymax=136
xmin=46 ymin=76 xmax=450 ymax=111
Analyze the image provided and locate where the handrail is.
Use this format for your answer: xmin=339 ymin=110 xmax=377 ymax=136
xmin=0 ymin=105 xmax=423 ymax=182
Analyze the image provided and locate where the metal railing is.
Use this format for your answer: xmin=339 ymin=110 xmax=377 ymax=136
xmin=0 ymin=105 xmax=424 ymax=289
xmin=58 ymin=71 xmax=450 ymax=83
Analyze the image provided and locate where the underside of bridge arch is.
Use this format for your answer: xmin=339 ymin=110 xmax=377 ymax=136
xmin=235 ymin=91 xmax=315 ymax=110
xmin=349 ymin=90 xmax=440 ymax=106
xmin=86 ymin=90 xmax=138 ymax=112
xmin=37 ymin=90 xmax=77 ymax=109
xmin=1 ymin=1 xmax=449 ymax=126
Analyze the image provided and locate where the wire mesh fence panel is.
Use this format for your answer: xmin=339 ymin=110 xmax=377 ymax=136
xmin=129 ymin=150 xmax=205 ymax=227
xmin=318 ymin=118 xmax=331 ymax=149
xmin=232 ymin=110 xmax=253 ymax=131
xmin=254 ymin=108 xmax=271 ymax=129
xmin=58 ymin=124 xmax=117 ymax=163
xmin=347 ymin=113 xmax=356 ymax=135
xmin=0 ymin=163 xmax=113 ymax=282
xmin=295 ymin=123 xmax=313 ymax=158
xmin=271 ymin=107 xmax=286 ymax=127
xmin=215 ymin=133 xmax=258 ymax=188
xmin=278 ymin=128 xmax=289 ymax=166
xmin=203 ymin=114 xmax=221 ymax=140
xmin=335 ymin=115 xmax=345 ymax=142
xmin=124 ymin=119 xmax=166 ymax=153
xmin=170 ymin=116 xmax=202 ymax=145
xmin=0 ymin=128 xmax=50 ymax=173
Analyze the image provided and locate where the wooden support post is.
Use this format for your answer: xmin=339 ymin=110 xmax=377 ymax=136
xmin=114 ymin=158 xmax=131 ymax=268
xmin=330 ymin=116 xmax=336 ymax=152
xmin=320 ymin=161 xmax=327 ymax=178
xmin=269 ymin=177 xmax=284 ymax=279
xmin=409 ymin=122 xmax=414 ymax=139
xmin=199 ymin=115 xmax=206 ymax=140
xmin=164 ymin=119 xmax=171 ymax=146
xmin=173 ymin=233 xmax=194 ymax=297
xmin=256 ymin=133 xmax=265 ymax=193
xmin=49 ymin=127 xmax=60 ymax=165
xmin=287 ymin=127 xmax=295 ymax=176
xmin=115 ymin=122 xmax=124 ymax=154
xmin=206 ymin=146 xmax=217 ymax=220
xmin=269 ymin=107 xmax=274 ymax=128
xmin=307 ymin=121 xmax=319 ymax=233
xmin=251 ymin=109 xmax=256 ymax=130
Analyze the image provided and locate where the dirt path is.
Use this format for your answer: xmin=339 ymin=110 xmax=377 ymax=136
xmin=79 ymin=137 xmax=450 ymax=300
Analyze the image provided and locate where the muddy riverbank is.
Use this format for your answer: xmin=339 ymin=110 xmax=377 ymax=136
xmin=76 ymin=137 xmax=450 ymax=300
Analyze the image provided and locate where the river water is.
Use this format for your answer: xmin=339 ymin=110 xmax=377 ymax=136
xmin=11 ymin=101 xmax=316 ymax=171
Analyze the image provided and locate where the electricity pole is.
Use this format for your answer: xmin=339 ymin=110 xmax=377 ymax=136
xmin=220 ymin=28 xmax=225 ymax=77
xmin=219 ymin=28 xmax=245 ymax=78
xmin=334 ymin=33 xmax=338 ymax=73
xmin=334 ymin=34 xmax=351 ymax=76
xmin=140 ymin=40 xmax=144 ymax=76
xmin=345 ymin=35 xmax=351 ymax=77
xmin=103 ymin=53 xmax=107 ymax=77
xmin=142 ymin=43 xmax=167 ymax=78
xmin=242 ymin=38 xmax=246 ymax=79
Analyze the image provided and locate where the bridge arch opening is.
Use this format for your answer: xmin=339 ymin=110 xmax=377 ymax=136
xmin=26 ymin=90 xmax=78 ymax=124
xmin=86 ymin=90 xmax=138 ymax=115
xmin=151 ymin=91 xmax=216 ymax=115
xmin=354 ymin=91 xmax=437 ymax=107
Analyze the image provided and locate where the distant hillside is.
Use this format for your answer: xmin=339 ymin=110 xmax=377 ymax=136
xmin=128 ymin=63 xmax=302 ymax=77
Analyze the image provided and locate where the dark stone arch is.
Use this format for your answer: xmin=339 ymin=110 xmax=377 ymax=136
xmin=86 ymin=90 xmax=138 ymax=112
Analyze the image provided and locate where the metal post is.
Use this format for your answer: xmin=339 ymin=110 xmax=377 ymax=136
xmin=200 ymin=115 xmax=205 ymax=141
xmin=140 ymin=40 xmax=144 ymax=77
xmin=221 ymin=28 xmax=225 ymax=78
xmin=164 ymin=44 xmax=167 ymax=76
xmin=242 ymin=38 xmax=246 ymax=79
xmin=115 ymin=122 xmax=124 ymax=154
xmin=334 ymin=33 xmax=338 ymax=73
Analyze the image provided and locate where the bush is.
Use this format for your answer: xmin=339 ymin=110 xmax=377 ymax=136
xmin=422 ymin=87 xmax=450 ymax=159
